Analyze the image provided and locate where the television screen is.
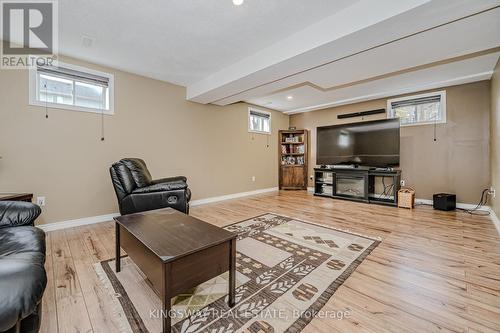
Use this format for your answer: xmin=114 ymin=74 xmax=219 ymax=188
xmin=316 ymin=118 xmax=400 ymax=167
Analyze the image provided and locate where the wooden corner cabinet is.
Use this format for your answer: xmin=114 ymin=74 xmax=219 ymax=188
xmin=279 ymin=129 xmax=308 ymax=190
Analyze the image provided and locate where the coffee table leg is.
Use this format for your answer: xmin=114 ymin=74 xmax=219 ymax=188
xmin=115 ymin=222 xmax=121 ymax=272
xmin=163 ymin=264 xmax=172 ymax=333
xmin=228 ymin=238 xmax=236 ymax=307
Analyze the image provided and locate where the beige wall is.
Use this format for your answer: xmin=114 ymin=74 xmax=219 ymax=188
xmin=491 ymin=59 xmax=500 ymax=216
xmin=0 ymin=57 xmax=289 ymax=224
xmin=0 ymin=53 xmax=494 ymax=223
xmin=290 ymin=81 xmax=491 ymax=204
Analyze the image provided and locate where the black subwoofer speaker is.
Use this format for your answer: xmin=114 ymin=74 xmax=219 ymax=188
xmin=433 ymin=193 xmax=456 ymax=211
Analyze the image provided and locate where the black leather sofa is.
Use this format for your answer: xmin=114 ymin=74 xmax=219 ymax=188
xmin=110 ymin=158 xmax=191 ymax=215
xmin=0 ymin=201 xmax=46 ymax=333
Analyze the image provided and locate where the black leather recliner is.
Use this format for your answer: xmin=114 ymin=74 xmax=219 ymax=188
xmin=0 ymin=201 xmax=46 ymax=333
xmin=110 ymin=158 xmax=191 ymax=215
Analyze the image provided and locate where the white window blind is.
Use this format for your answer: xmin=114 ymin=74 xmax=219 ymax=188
xmin=387 ymin=91 xmax=446 ymax=126
xmin=37 ymin=65 xmax=110 ymax=87
xmin=248 ymin=108 xmax=271 ymax=134
xmin=29 ymin=62 xmax=114 ymax=114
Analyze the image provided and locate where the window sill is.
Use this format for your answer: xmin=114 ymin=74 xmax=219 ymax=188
xmin=398 ymin=120 xmax=446 ymax=127
xmin=248 ymin=129 xmax=271 ymax=135
xmin=29 ymin=100 xmax=114 ymax=115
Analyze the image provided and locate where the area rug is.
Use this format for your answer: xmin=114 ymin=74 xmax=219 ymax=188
xmin=94 ymin=213 xmax=380 ymax=333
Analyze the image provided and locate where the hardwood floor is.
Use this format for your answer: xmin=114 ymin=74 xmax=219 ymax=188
xmin=40 ymin=191 xmax=500 ymax=333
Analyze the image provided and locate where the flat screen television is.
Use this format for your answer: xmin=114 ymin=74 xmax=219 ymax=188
xmin=316 ymin=118 xmax=400 ymax=167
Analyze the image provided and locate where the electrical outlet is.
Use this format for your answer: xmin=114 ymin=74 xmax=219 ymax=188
xmin=251 ymin=176 xmax=256 ymax=182
xmin=36 ymin=196 xmax=46 ymax=206
xmin=400 ymin=180 xmax=406 ymax=187
xmin=490 ymin=187 xmax=496 ymax=198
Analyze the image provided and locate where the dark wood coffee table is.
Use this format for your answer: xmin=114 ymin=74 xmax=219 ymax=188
xmin=114 ymin=208 xmax=237 ymax=333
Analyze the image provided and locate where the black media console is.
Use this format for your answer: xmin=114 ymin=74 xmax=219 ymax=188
xmin=314 ymin=167 xmax=401 ymax=206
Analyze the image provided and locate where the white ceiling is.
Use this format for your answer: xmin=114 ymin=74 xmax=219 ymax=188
xmin=59 ymin=0 xmax=354 ymax=86
xmin=249 ymin=52 xmax=499 ymax=113
xmin=244 ymin=4 xmax=500 ymax=113
xmin=57 ymin=0 xmax=500 ymax=113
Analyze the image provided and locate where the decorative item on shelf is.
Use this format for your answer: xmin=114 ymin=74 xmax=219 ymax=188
xmin=398 ymin=187 xmax=415 ymax=209
xmin=281 ymin=145 xmax=287 ymax=154
xmin=284 ymin=136 xmax=300 ymax=143
xmin=281 ymin=156 xmax=301 ymax=166
xmin=321 ymin=184 xmax=333 ymax=195
xmin=324 ymin=173 xmax=334 ymax=183
xmin=285 ymin=156 xmax=296 ymax=165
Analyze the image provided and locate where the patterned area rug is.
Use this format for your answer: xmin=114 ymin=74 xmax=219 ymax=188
xmin=94 ymin=213 xmax=380 ymax=333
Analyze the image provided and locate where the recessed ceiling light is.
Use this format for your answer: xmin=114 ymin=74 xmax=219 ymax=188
xmin=233 ymin=0 xmax=244 ymax=5
xmin=287 ymin=95 xmax=293 ymax=100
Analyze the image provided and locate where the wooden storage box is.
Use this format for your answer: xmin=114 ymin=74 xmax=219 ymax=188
xmin=398 ymin=187 xmax=415 ymax=209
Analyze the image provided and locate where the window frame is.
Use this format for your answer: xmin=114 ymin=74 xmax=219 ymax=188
xmin=248 ymin=107 xmax=272 ymax=135
xmin=387 ymin=90 xmax=446 ymax=127
xmin=29 ymin=61 xmax=115 ymax=115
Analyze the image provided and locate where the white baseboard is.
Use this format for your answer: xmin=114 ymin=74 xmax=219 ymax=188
xmin=38 ymin=187 xmax=499 ymax=235
xmin=489 ymin=208 xmax=500 ymax=234
xmin=413 ymin=198 xmax=484 ymax=210
xmin=415 ymin=200 xmax=499 ymax=235
xmin=190 ymin=187 xmax=279 ymax=206
xmin=37 ymin=187 xmax=279 ymax=232
xmin=308 ymin=191 xmax=483 ymax=210
xmin=38 ymin=213 xmax=120 ymax=232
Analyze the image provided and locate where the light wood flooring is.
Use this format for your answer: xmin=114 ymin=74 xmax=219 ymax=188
xmin=39 ymin=191 xmax=500 ymax=333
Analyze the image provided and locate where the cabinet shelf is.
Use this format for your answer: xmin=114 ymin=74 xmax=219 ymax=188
xmin=314 ymin=168 xmax=401 ymax=207
xmin=279 ymin=130 xmax=308 ymax=190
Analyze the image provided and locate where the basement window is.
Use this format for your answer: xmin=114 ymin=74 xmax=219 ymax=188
xmin=29 ymin=62 xmax=114 ymax=114
xmin=248 ymin=108 xmax=271 ymax=134
xmin=387 ymin=91 xmax=446 ymax=126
